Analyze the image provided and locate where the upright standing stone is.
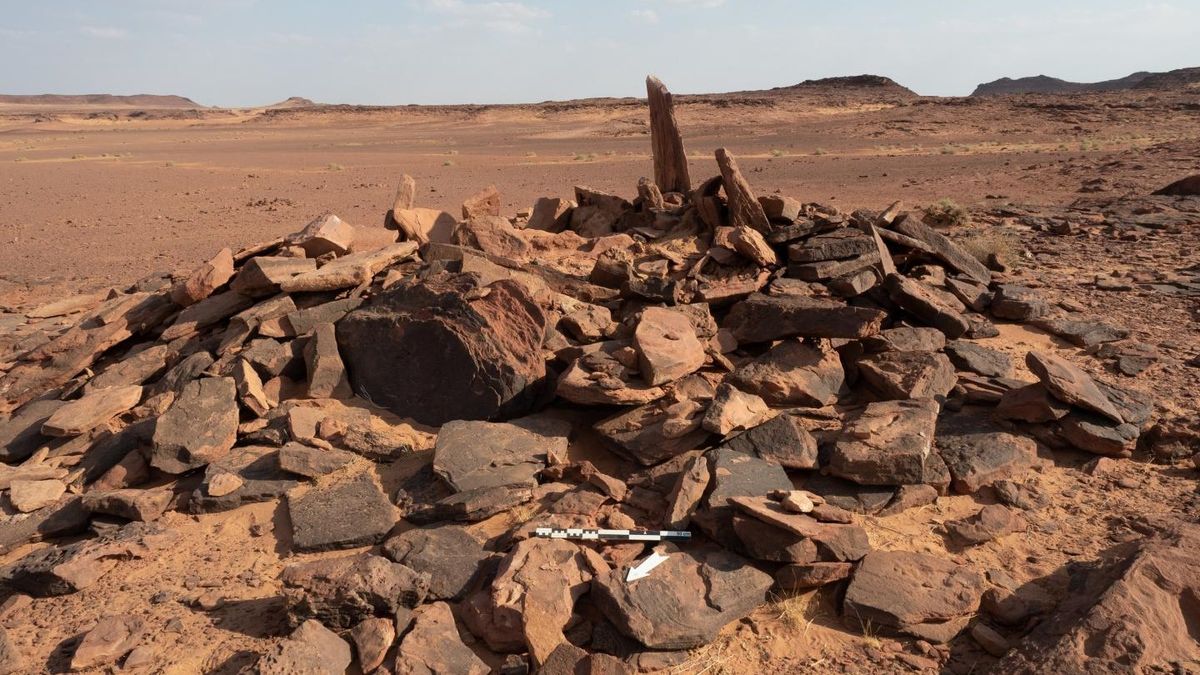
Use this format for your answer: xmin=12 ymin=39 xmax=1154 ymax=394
xmin=715 ymin=148 xmax=771 ymax=234
xmin=392 ymin=174 xmax=417 ymax=212
xmin=646 ymin=76 xmax=691 ymax=194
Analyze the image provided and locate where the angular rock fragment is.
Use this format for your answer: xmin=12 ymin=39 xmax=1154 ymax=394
xmin=701 ymin=383 xmax=769 ymax=436
xmin=258 ymin=619 xmax=352 ymax=675
xmin=633 ymin=307 xmax=706 ymax=386
xmin=775 ymin=562 xmax=855 ymax=590
xmin=286 ymin=212 xmax=356 ymax=258
xmin=302 ymin=323 xmax=350 ymax=399
xmin=462 ymin=184 xmax=501 ymax=220
xmin=843 ymin=550 xmax=985 ymax=643
xmin=593 ymin=547 xmax=772 ymax=649
xmin=1025 ymin=351 xmax=1124 ymax=423
xmin=664 ymin=454 xmax=709 ymax=529
xmin=350 ymin=617 xmax=394 ymax=673
xmin=84 ymin=344 xmax=169 ymax=394
xmin=995 ymin=383 xmax=1071 ymax=423
xmin=729 ymin=339 xmax=844 ymax=406
xmin=0 ymin=399 xmax=65 ymax=462
xmin=884 ymin=274 xmax=970 ymax=338
xmin=945 ymin=504 xmax=1025 ymax=545
xmin=858 ymin=351 xmax=957 ymax=400
xmin=395 ymin=601 xmax=489 ymax=675
xmin=715 ymin=148 xmax=770 ymax=233
xmin=189 ymin=445 xmax=298 ymax=512
xmin=594 ymin=398 xmax=709 ymax=466
xmin=829 ymin=399 xmax=947 ymax=488
xmin=287 ymin=472 xmax=397 ymax=551
xmin=382 ymin=525 xmax=487 ymax=600
xmin=420 ymin=484 xmax=534 ymax=523
xmin=890 ymin=214 xmax=991 ymax=284
xmin=1059 ymin=412 xmax=1140 ymax=456
xmin=281 ymin=242 xmax=417 ymax=293
xmin=646 ymin=76 xmax=691 ymax=194
xmin=8 ymin=479 xmax=66 ymax=513
xmin=42 ymin=385 xmax=142 ymax=437
xmin=71 ymin=614 xmax=143 ymax=671
xmin=991 ymin=284 xmax=1050 ymax=321
xmin=337 ymin=273 xmax=546 ymax=425
xmin=392 ymin=207 xmax=457 ymax=245
xmin=230 ymin=257 xmax=316 ymax=297
xmin=723 ymin=293 xmax=886 ymax=343
xmin=1034 ymin=317 xmax=1128 ymax=347
xmin=82 ymin=488 xmax=173 ymax=522
xmin=723 ymin=412 xmax=819 ymax=469
xmin=148 ymin=377 xmax=238 ymax=474
xmin=862 ymin=327 xmax=947 ymax=353
xmin=278 ymin=442 xmax=355 ymax=478
xmin=281 ymin=553 xmax=429 ymax=629
xmin=527 ymin=197 xmax=573 ymax=232
xmin=945 ymin=340 xmax=1012 ymax=377
xmin=170 ymin=247 xmax=235 ymax=307
xmin=693 ymin=448 xmax=791 ymax=548
xmin=434 ymin=417 xmax=570 ymax=492
xmin=936 ymin=415 xmax=1038 ymax=494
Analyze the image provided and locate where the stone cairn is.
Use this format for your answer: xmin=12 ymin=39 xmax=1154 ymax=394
xmin=0 ymin=76 xmax=1171 ymax=673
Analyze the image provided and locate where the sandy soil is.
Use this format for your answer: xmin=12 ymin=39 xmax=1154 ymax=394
xmin=0 ymin=86 xmax=1198 ymax=673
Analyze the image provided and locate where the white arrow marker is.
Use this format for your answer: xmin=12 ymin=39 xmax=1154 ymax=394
xmin=626 ymin=551 xmax=670 ymax=582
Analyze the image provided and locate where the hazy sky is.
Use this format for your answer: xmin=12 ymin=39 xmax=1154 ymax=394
xmin=2 ymin=0 xmax=1198 ymax=106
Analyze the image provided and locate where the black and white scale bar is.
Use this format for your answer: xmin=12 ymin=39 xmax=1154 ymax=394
xmin=534 ymin=527 xmax=691 ymax=542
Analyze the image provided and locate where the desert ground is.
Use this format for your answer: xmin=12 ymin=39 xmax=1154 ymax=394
xmin=0 ymin=80 xmax=1197 ymax=674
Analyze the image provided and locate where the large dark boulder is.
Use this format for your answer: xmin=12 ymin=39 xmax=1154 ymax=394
xmin=336 ymin=273 xmax=547 ymax=426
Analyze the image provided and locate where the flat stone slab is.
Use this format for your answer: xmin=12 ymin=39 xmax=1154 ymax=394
xmin=287 ymin=472 xmax=397 ymax=551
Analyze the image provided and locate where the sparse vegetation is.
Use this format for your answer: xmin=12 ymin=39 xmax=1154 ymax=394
xmin=327 ymin=163 xmax=344 ymax=171
xmin=940 ymin=144 xmax=957 ymax=155
xmin=524 ymin=151 xmax=537 ymax=157
xmin=442 ymin=160 xmax=455 ymax=167
xmin=924 ymin=198 xmax=971 ymax=228
xmin=1079 ymin=138 xmax=1101 ymax=152
xmin=769 ymin=148 xmax=785 ymax=158
xmin=573 ymin=152 xmax=597 ymax=162
xmin=812 ymin=147 xmax=827 ymax=156
xmin=959 ymin=227 xmax=1020 ymax=269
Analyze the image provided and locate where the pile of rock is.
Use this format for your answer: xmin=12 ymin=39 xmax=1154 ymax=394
xmin=0 ymin=76 xmax=1182 ymax=673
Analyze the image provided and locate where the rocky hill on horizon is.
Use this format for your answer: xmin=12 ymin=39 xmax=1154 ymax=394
xmin=972 ymin=66 xmax=1200 ymax=96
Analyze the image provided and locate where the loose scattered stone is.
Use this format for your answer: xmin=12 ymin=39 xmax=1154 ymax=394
xmin=281 ymin=553 xmax=429 ymax=629
xmin=723 ymin=293 xmax=886 ymax=343
xmin=71 ymin=615 xmax=144 ymax=671
xmin=724 ymin=412 xmax=819 ymax=469
xmin=858 ymin=350 xmax=957 ymax=400
xmin=844 ymin=550 xmax=986 ymax=643
xmin=349 ymin=617 xmax=394 ymax=673
xmin=829 ymin=399 xmax=947 ymax=488
xmin=729 ymin=339 xmax=845 ymax=406
xmin=149 ymin=377 xmax=238 ymax=474
xmin=1025 ymin=351 xmax=1124 ymax=423
xmin=382 ymin=525 xmax=488 ymax=600
xmin=258 ymin=619 xmax=352 ymax=675
xmin=633 ymin=307 xmax=706 ymax=386
xmin=434 ymin=417 xmax=570 ymax=492
xmin=41 ymin=385 xmax=142 ymax=437
xmin=395 ymin=601 xmax=489 ymax=675
xmin=775 ymin=562 xmax=855 ymax=590
xmin=287 ymin=472 xmax=397 ymax=551
xmin=8 ymin=479 xmax=66 ymax=513
xmin=945 ymin=504 xmax=1025 ymax=545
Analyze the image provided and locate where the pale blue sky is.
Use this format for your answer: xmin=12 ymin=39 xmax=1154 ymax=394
xmin=1 ymin=0 xmax=1198 ymax=106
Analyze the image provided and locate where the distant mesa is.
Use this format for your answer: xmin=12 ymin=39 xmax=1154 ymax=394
xmin=0 ymin=93 xmax=202 ymax=108
xmin=775 ymin=75 xmax=917 ymax=96
xmin=265 ymin=96 xmax=318 ymax=109
xmin=972 ymin=66 xmax=1200 ymax=96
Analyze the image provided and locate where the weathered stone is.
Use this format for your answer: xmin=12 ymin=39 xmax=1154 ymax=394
xmin=723 ymin=293 xmax=886 ymax=343
xmin=462 ymin=184 xmax=501 ymax=220
xmin=281 ymin=553 xmax=429 ymax=629
xmin=647 ymin=76 xmax=691 ymax=194
xmin=284 ymin=298 xmax=363 ymax=338
xmin=593 ymin=399 xmax=709 ymax=466
xmin=789 ymin=229 xmax=877 ymax=262
xmin=829 ymin=399 xmax=948 ymax=488
xmin=0 ymin=399 xmax=65 ymax=462
xmin=302 ymin=323 xmax=350 ymax=399
xmin=945 ymin=504 xmax=1025 ymax=545
xmin=171 ymin=247 xmax=235 ymax=307
xmin=877 ymin=484 xmax=939 ymax=516
xmin=633 ymin=307 xmax=706 ymax=387
xmin=349 ymin=617 xmax=394 ymax=673
xmin=527 ymin=197 xmax=574 ymax=233
xmin=1059 ymin=411 xmax=1140 ymax=456
xmin=71 ymin=615 xmax=143 ymax=671
xmin=434 ymin=417 xmax=569 ymax=492
xmin=775 ymin=562 xmax=855 ymax=590
xmin=993 ymin=523 xmax=1200 ymax=673
xmin=337 ymin=273 xmax=546 ymax=426
xmin=859 ymin=351 xmax=957 ymax=400
xmin=395 ymin=601 xmax=489 ymax=675
xmin=843 ymin=550 xmax=985 ymax=643
xmin=286 ymin=212 xmax=356 ymax=258
xmin=996 ymin=383 xmax=1072 ymax=423
xmin=233 ymin=358 xmax=271 ymax=416
xmin=391 ymin=207 xmax=457 ymax=245
xmin=1 ymin=523 xmax=172 ymax=596
xmin=82 ymin=488 xmax=173 ymax=522
xmin=1026 ymin=351 xmax=1124 ymax=423
xmin=890 ymin=214 xmax=991 ymax=284
xmin=84 ymin=344 xmax=169 ymax=395
xmin=936 ymin=419 xmax=1038 ymax=494
xmin=731 ymin=513 xmax=819 ymax=563
xmin=729 ymin=226 xmax=777 ymax=266
xmin=724 ymin=412 xmax=819 ymax=469
xmin=230 ymin=257 xmax=316 ymax=297
xmin=759 ymin=195 xmax=802 ymax=222
xmin=0 ymin=626 xmax=22 ymax=674
xmin=884 ymin=274 xmax=970 ymax=338
xmin=862 ymin=327 xmax=947 ymax=353
xmin=148 ymin=351 xmax=214 ymax=396
xmin=788 ymin=251 xmax=881 ymax=281
xmin=945 ymin=340 xmax=1012 ymax=377
xmin=287 ymin=473 xmax=397 ymax=551
xmin=664 ymin=454 xmax=709 ymax=530
xmin=420 ymin=484 xmax=534 ymax=523
xmin=559 ymin=304 xmax=612 ymax=342
xmin=258 ymin=619 xmax=352 ymax=675
xmin=280 ymin=242 xmax=417 ymax=293
xmin=701 ymin=383 xmax=769 ymax=436
xmin=729 ymin=340 xmax=844 ymax=407
xmin=593 ymin=547 xmax=772 ymax=649
xmin=715 ymin=148 xmax=770 ymax=233
xmin=382 ymin=525 xmax=488 ymax=600
xmin=992 ymin=284 xmax=1052 ymax=322
xmin=278 ymin=441 xmax=356 ymax=478
xmin=729 ymin=496 xmax=870 ymax=562
xmin=149 ymin=377 xmax=238 ymax=474
xmin=1034 ymin=317 xmax=1129 ymax=347
xmin=189 ymin=445 xmax=298 ymax=512
xmin=694 ymin=448 xmax=792 ymax=548
xmin=40 ymin=386 xmax=140 ymax=438
xmin=8 ymin=479 xmax=66 ymax=513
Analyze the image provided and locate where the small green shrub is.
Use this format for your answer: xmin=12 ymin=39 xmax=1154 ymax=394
xmin=924 ymin=198 xmax=970 ymax=228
